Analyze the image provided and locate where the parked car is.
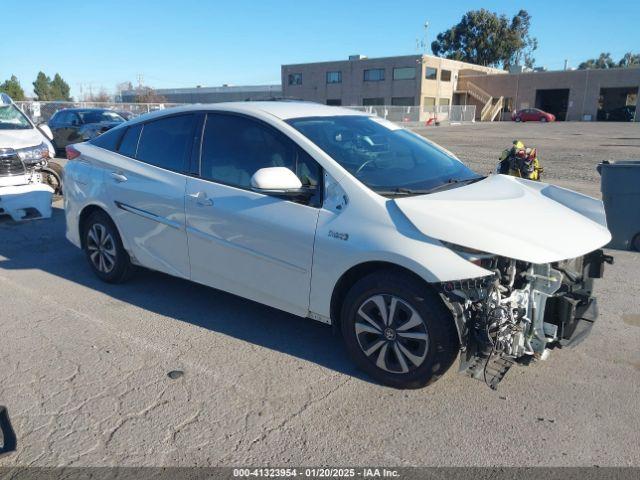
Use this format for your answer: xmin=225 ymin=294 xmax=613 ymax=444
xmin=48 ymin=108 xmax=125 ymax=152
xmin=512 ymin=108 xmax=556 ymax=122
xmin=0 ymin=93 xmax=56 ymax=220
xmin=64 ymin=102 xmax=612 ymax=389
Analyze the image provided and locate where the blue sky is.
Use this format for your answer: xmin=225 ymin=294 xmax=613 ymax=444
xmin=2 ymin=0 xmax=638 ymax=98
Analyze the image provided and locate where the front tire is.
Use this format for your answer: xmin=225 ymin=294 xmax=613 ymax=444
xmin=83 ymin=211 xmax=134 ymax=283
xmin=540 ymin=117 xmax=548 ymax=122
xmin=340 ymin=270 xmax=459 ymax=389
xmin=42 ymin=162 xmax=63 ymax=195
xmin=515 ymin=117 xmax=522 ymax=122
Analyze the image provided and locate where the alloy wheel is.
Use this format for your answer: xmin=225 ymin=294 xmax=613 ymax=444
xmin=86 ymin=223 xmax=117 ymax=273
xmin=354 ymin=294 xmax=429 ymax=374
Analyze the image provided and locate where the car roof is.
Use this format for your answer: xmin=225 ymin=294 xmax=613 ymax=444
xmin=55 ymin=108 xmax=116 ymax=114
xmin=126 ymin=101 xmax=369 ymax=125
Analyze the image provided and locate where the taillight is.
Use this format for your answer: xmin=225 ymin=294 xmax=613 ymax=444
xmin=66 ymin=145 xmax=81 ymax=160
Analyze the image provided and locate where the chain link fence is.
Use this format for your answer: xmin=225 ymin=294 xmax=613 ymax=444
xmin=15 ymin=101 xmax=182 ymax=124
xmin=15 ymin=101 xmax=475 ymax=128
xmin=347 ymin=105 xmax=476 ymax=126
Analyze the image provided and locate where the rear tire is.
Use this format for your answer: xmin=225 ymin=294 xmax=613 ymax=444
xmin=632 ymin=233 xmax=640 ymax=252
xmin=340 ymin=270 xmax=459 ymax=389
xmin=83 ymin=210 xmax=134 ymax=283
xmin=515 ymin=117 xmax=522 ymax=122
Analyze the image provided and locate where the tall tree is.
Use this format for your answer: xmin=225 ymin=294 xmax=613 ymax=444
xmin=33 ymin=71 xmax=51 ymax=100
xmin=578 ymin=53 xmax=617 ymax=70
xmin=0 ymin=75 xmax=26 ymax=101
xmin=49 ymin=73 xmax=72 ymax=101
xmin=431 ymin=9 xmax=538 ymax=69
xmin=618 ymin=52 xmax=640 ymax=68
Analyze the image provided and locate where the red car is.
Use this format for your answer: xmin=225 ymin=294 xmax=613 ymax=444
xmin=512 ymin=108 xmax=556 ymax=122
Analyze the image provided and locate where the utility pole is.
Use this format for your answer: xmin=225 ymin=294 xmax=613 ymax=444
xmin=423 ymin=21 xmax=429 ymax=54
xmin=416 ymin=21 xmax=429 ymax=53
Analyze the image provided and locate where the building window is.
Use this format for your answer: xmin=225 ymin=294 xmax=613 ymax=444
xmin=363 ymin=69 xmax=385 ymax=82
xmin=362 ymin=97 xmax=385 ymax=106
xmin=425 ymin=67 xmax=438 ymax=80
xmin=441 ymin=69 xmax=452 ymax=82
xmin=326 ymin=99 xmax=342 ymax=106
xmin=326 ymin=71 xmax=342 ymax=84
xmin=423 ymin=97 xmax=436 ymax=107
xmin=288 ymin=73 xmax=302 ymax=85
xmin=438 ymin=98 xmax=450 ymax=106
xmin=393 ymin=67 xmax=416 ymax=80
xmin=391 ymin=97 xmax=415 ymax=106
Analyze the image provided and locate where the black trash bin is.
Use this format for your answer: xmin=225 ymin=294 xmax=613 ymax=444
xmin=597 ymin=160 xmax=640 ymax=251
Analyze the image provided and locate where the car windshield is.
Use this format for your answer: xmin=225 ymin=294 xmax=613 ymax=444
xmin=0 ymin=104 xmax=32 ymax=130
xmin=287 ymin=115 xmax=481 ymax=195
xmin=78 ymin=110 xmax=124 ymax=124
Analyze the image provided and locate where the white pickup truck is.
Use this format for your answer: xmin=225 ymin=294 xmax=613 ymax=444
xmin=0 ymin=93 xmax=55 ymax=221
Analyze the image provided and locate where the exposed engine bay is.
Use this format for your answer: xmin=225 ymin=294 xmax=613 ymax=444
xmin=440 ymin=249 xmax=613 ymax=389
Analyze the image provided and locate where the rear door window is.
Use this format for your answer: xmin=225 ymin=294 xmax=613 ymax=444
xmin=136 ymin=114 xmax=196 ymax=172
xmin=118 ymin=124 xmax=142 ymax=158
xmin=90 ymin=126 xmax=126 ymax=151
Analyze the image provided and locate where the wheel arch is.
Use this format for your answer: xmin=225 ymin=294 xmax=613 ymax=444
xmin=78 ymin=204 xmax=123 ymax=250
xmin=329 ymin=261 xmax=442 ymax=331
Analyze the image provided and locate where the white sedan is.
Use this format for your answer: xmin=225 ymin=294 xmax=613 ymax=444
xmin=63 ymin=102 xmax=612 ymax=389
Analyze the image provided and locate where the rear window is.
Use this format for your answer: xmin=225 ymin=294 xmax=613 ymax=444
xmin=118 ymin=124 xmax=142 ymax=158
xmin=90 ymin=126 xmax=126 ymax=151
xmin=135 ymin=114 xmax=196 ymax=172
xmin=79 ymin=110 xmax=124 ymax=124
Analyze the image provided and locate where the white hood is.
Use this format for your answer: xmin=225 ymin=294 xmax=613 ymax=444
xmin=394 ymin=175 xmax=611 ymax=264
xmin=0 ymin=128 xmax=54 ymax=156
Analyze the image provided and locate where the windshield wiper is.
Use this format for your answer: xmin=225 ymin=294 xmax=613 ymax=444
xmin=374 ymin=187 xmax=433 ymax=197
xmin=421 ymin=176 xmax=485 ymax=194
xmin=376 ymin=177 xmax=485 ymax=197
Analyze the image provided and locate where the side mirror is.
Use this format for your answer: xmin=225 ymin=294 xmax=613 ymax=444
xmin=251 ymin=167 xmax=303 ymax=192
xmin=251 ymin=167 xmax=315 ymax=200
xmin=37 ymin=123 xmax=54 ymax=141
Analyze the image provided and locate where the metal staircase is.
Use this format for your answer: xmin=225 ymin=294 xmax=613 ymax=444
xmin=457 ymin=81 xmax=504 ymax=122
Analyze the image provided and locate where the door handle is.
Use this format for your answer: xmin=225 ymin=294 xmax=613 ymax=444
xmin=110 ymin=171 xmax=128 ymax=183
xmin=198 ymin=197 xmax=214 ymax=206
xmin=187 ymin=191 xmax=214 ymax=207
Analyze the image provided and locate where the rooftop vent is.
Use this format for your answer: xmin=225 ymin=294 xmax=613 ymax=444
xmin=349 ymin=54 xmax=367 ymax=61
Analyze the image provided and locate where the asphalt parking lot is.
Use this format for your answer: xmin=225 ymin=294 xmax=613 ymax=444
xmin=1 ymin=122 xmax=639 ymax=467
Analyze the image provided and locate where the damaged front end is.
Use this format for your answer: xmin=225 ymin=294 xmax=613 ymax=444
xmin=439 ymin=249 xmax=613 ymax=389
xmin=0 ymin=147 xmax=54 ymax=221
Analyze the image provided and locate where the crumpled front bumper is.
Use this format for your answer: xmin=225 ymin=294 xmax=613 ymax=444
xmin=0 ymin=183 xmax=54 ymax=221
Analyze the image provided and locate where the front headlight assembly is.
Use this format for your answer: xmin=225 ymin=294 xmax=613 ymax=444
xmin=16 ymin=142 xmax=50 ymax=164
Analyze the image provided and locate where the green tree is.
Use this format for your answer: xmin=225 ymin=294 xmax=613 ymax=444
xmin=33 ymin=71 xmax=52 ymax=100
xmin=578 ymin=52 xmax=617 ymax=70
xmin=49 ymin=73 xmax=72 ymax=101
xmin=618 ymin=52 xmax=640 ymax=68
xmin=0 ymin=75 xmax=26 ymax=101
xmin=430 ymin=9 xmax=538 ymax=69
